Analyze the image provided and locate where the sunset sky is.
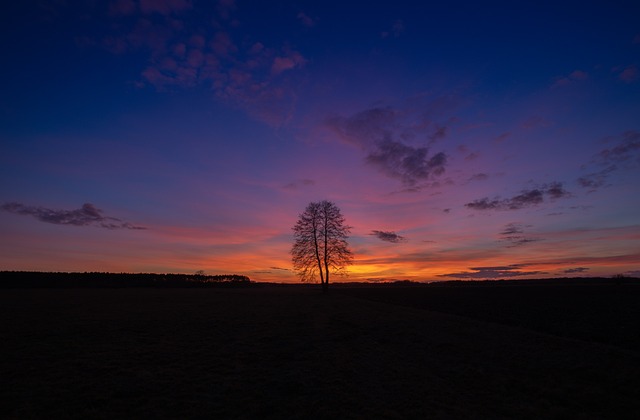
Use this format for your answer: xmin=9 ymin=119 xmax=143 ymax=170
xmin=1 ymin=0 xmax=639 ymax=282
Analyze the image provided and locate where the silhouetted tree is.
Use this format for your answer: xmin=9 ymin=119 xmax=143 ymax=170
xmin=291 ymin=200 xmax=353 ymax=292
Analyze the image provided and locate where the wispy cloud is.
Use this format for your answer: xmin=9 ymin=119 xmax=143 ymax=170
xmin=216 ymin=0 xmax=236 ymax=20
xmin=439 ymin=264 xmax=545 ymax=279
xmin=1 ymin=202 xmax=146 ymax=230
xmin=468 ymin=173 xmax=489 ymax=182
xmin=551 ymin=69 xmax=588 ymax=88
xmin=597 ymin=130 xmax=640 ymax=165
xmin=617 ymin=65 xmax=638 ymax=83
xmin=577 ymin=165 xmax=616 ymax=190
xmin=283 ymin=179 xmax=315 ymax=190
xmin=139 ymin=0 xmax=192 ymax=15
xmin=381 ymin=19 xmax=404 ymax=38
xmin=371 ymin=230 xmax=407 ymax=243
xmin=465 ymin=182 xmax=570 ymax=211
xmin=296 ymin=12 xmax=315 ymax=27
xmin=578 ymin=130 xmax=640 ymax=190
xmin=270 ymin=266 xmax=291 ymax=272
xmin=109 ymin=0 xmax=136 ymax=16
xmin=499 ymin=223 xmax=541 ymax=247
xmin=563 ymin=267 xmax=589 ymax=274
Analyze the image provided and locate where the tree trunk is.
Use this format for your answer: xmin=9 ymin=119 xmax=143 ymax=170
xmin=312 ymin=220 xmax=324 ymax=285
xmin=323 ymin=208 xmax=330 ymax=292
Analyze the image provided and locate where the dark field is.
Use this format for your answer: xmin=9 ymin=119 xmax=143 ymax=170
xmin=2 ymin=284 xmax=640 ymax=418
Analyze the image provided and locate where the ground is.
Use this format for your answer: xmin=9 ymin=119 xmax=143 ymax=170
xmin=1 ymin=283 xmax=639 ymax=418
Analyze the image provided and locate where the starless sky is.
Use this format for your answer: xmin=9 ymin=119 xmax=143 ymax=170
xmin=1 ymin=0 xmax=639 ymax=282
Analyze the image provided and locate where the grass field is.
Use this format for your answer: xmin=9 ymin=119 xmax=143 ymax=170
xmin=1 ymin=284 xmax=639 ymax=418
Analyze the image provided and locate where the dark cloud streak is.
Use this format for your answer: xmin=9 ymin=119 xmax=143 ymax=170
xmin=1 ymin=202 xmax=146 ymax=230
xmin=466 ymin=182 xmax=570 ymax=211
xmin=439 ymin=264 xmax=545 ymax=279
xmin=578 ymin=130 xmax=640 ymax=191
xmin=499 ymin=223 xmax=541 ymax=247
xmin=371 ymin=230 xmax=407 ymax=243
xmin=564 ymin=267 xmax=589 ymax=274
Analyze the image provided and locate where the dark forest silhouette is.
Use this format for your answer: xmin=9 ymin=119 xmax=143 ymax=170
xmin=0 ymin=271 xmax=252 ymax=288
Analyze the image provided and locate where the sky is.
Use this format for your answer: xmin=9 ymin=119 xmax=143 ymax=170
xmin=1 ymin=0 xmax=639 ymax=282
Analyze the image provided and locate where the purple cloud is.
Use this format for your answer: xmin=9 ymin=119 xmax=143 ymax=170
xmin=552 ymin=69 xmax=588 ymax=88
xmin=465 ymin=182 xmax=570 ymax=211
xmin=1 ymin=202 xmax=146 ymax=230
xmin=563 ymin=267 xmax=589 ymax=274
xmin=271 ymin=52 xmax=306 ymax=75
xmin=297 ymin=12 xmax=315 ymax=27
xmin=577 ymin=165 xmax=616 ymax=190
xmin=109 ymin=0 xmax=136 ymax=16
xmin=326 ymin=103 xmax=452 ymax=187
xmin=439 ymin=264 xmax=545 ymax=279
xmin=101 ymin=2 xmax=306 ymax=127
xmin=139 ymin=0 xmax=192 ymax=15
xmin=366 ymin=140 xmax=447 ymax=187
xmin=499 ymin=223 xmax=541 ymax=247
xmin=371 ymin=230 xmax=407 ymax=243
xmin=283 ymin=179 xmax=315 ymax=190
xmin=578 ymin=130 xmax=640 ymax=190
xmin=597 ymin=130 xmax=640 ymax=164
xmin=618 ymin=65 xmax=638 ymax=83
xmin=469 ymin=173 xmax=489 ymax=182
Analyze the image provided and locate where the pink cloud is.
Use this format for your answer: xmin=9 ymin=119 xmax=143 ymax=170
xmin=189 ymin=35 xmax=206 ymax=49
xmin=217 ymin=0 xmax=236 ymax=20
xmin=139 ymin=0 xmax=192 ymax=15
xmin=172 ymin=42 xmax=186 ymax=57
xmin=618 ymin=65 xmax=638 ymax=83
xmin=109 ymin=0 xmax=136 ymax=16
xmin=160 ymin=56 xmax=178 ymax=72
xmin=126 ymin=18 xmax=175 ymax=56
xmin=248 ymin=42 xmax=265 ymax=55
xmin=569 ymin=70 xmax=588 ymax=80
xmin=103 ymin=5 xmax=306 ymax=127
xmin=271 ymin=52 xmax=306 ymax=75
xmin=187 ymin=49 xmax=204 ymax=67
xmin=551 ymin=69 xmax=588 ymax=88
xmin=297 ymin=12 xmax=315 ymax=27
xmin=142 ymin=66 xmax=176 ymax=87
xmin=211 ymin=32 xmax=237 ymax=56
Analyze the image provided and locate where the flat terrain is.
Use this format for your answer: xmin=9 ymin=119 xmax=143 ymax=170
xmin=1 ymin=284 xmax=639 ymax=418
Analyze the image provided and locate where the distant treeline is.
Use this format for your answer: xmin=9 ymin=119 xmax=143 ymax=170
xmin=334 ymin=277 xmax=640 ymax=288
xmin=0 ymin=271 xmax=252 ymax=288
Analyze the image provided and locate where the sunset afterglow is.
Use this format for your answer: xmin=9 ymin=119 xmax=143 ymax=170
xmin=1 ymin=1 xmax=639 ymax=282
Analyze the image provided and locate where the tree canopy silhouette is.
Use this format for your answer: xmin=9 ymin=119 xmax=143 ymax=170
xmin=291 ymin=200 xmax=353 ymax=292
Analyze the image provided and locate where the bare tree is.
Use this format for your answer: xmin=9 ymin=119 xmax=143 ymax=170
xmin=291 ymin=200 xmax=353 ymax=292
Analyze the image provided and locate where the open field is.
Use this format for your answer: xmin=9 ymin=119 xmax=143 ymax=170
xmin=2 ymin=284 xmax=640 ymax=418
